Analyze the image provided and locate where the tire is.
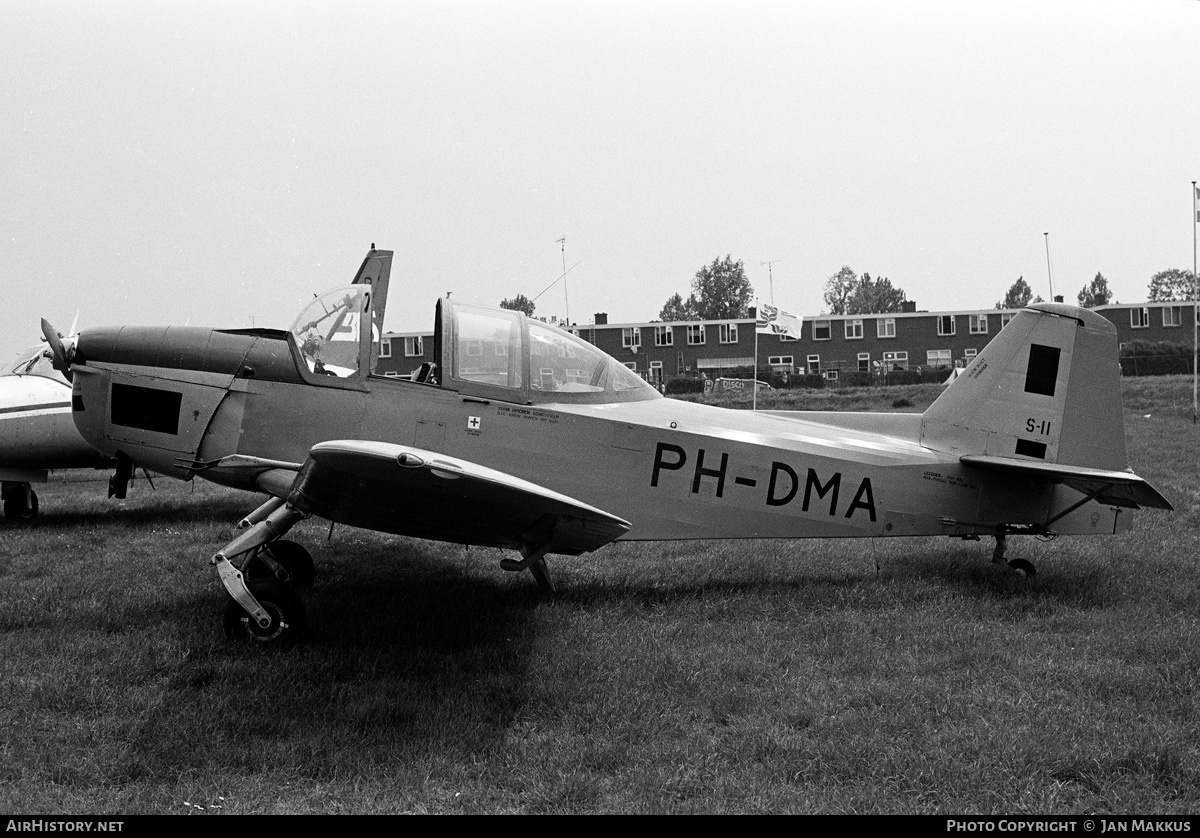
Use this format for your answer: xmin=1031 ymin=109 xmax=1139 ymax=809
xmin=3 ymin=488 xmax=38 ymax=523
xmin=1008 ymin=558 xmax=1037 ymax=577
xmin=222 ymin=579 xmax=307 ymax=645
xmin=263 ymin=540 xmax=315 ymax=588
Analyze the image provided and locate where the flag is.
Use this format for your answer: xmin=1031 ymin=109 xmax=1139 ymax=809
xmin=1195 ymin=185 xmax=1199 ymax=223
xmin=755 ymin=303 xmax=802 ymax=340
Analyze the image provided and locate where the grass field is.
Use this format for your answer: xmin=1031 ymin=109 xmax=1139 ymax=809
xmin=1 ymin=376 xmax=1198 ymax=814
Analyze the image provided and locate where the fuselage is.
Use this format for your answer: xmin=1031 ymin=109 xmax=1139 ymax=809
xmin=0 ymin=353 xmax=110 ymax=475
xmin=67 ymin=319 xmax=1124 ymax=543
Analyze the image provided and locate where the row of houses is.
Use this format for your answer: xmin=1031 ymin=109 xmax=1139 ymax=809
xmin=373 ymin=299 xmax=1199 ymax=384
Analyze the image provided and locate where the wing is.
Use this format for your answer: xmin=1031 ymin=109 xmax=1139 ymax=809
xmin=960 ymin=454 xmax=1173 ymax=511
xmin=286 ymin=440 xmax=631 ymax=555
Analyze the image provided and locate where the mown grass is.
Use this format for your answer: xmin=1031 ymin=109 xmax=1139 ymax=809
xmin=0 ymin=376 xmax=1198 ymax=813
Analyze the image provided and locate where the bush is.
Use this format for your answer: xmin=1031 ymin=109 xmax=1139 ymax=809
xmin=1120 ymin=341 xmax=1195 ymax=377
xmin=664 ymin=376 xmax=707 ymax=395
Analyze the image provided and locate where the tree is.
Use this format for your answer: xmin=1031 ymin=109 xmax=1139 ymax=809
xmin=658 ymin=255 xmax=753 ymax=321
xmin=849 ymin=272 xmax=907 ymax=314
xmin=690 ymin=255 xmax=753 ymax=320
xmin=1077 ymin=273 xmax=1112 ymax=308
xmin=822 ymin=266 xmax=909 ymax=314
xmin=659 ymin=292 xmax=699 ymax=322
xmin=1147 ymin=268 xmax=1198 ymax=302
xmin=996 ymin=277 xmax=1039 ymax=309
xmin=823 ymin=266 xmax=858 ymax=315
xmin=500 ymin=294 xmax=535 ymax=317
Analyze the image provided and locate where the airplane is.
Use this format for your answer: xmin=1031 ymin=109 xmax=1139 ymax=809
xmin=40 ymin=247 xmax=1171 ymax=644
xmin=0 ymin=339 xmax=114 ymax=522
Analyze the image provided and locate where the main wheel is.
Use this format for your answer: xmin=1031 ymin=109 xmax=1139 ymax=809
xmin=1007 ymin=558 xmax=1037 ymax=577
xmin=222 ymin=579 xmax=307 ymax=645
xmin=263 ymin=540 xmax=315 ymax=588
xmin=3 ymin=488 xmax=38 ymax=523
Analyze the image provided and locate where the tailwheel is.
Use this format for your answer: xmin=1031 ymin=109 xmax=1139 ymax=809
xmin=222 ymin=579 xmax=307 ymax=645
xmin=263 ymin=540 xmax=315 ymax=588
xmin=3 ymin=487 xmax=38 ymax=523
xmin=1006 ymin=558 xmax=1037 ymax=577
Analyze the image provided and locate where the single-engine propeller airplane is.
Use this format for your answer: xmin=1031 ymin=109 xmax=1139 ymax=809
xmin=41 ymin=247 xmax=1171 ymax=644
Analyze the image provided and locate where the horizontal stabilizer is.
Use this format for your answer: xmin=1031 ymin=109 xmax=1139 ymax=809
xmin=288 ymin=440 xmax=631 ymax=555
xmin=960 ymin=454 xmax=1173 ymax=511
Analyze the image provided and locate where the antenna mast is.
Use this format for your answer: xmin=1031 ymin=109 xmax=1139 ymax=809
xmin=761 ymin=260 xmax=781 ymax=305
xmin=1043 ymin=233 xmax=1055 ymax=301
xmin=557 ymin=236 xmax=569 ymax=326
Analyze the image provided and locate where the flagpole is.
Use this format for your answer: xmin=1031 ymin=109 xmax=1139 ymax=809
xmin=1193 ymin=181 xmax=1197 ymax=424
xmin=753 ymin=312 xmax=760 ymax=411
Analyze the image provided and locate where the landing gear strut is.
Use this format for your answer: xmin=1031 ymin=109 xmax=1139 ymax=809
xmin=212 ymin=500 xmax=309 ymax=645
xmin=992 ymin=531 xmax=1036 ymax=577
xmin=109 ymin=452 xmax=134 ymax=499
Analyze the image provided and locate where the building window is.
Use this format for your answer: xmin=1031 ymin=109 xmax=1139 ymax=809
xmin=686 ymin=324 xmax=706 ymax=345
xmin=379 ymin=338 xmax=392 ymax=358
xmin=622 ymin=327 xmax=641 ymax=349
xmin=1163 ymin=307 xmax=1183 ymax=327
xmin=857 ymin=352 xmax=870 ymax=372
xmin=937 ymin=315 xmax=956 ymax=336
xmin=1131 ymin=308 xmax=1150 ymax=329
xmin=719 ymin=323 xmax=738 ymax=344
xmin=623 ymin=362 xmax=637 ymax=371
xmin=649 ymin=360 xmax=663 ymax=383
xmin=968 ymin=314 xmax=988 ymax=335
xmin=824 ymin=369 xmax=839 ymax=382
xmin=964 ymin=348 xmax=977 ymax=359
xmin=806 ymin=354 xmax=821 ymax=374
xmin=883 ymin=351 xmax=908 ymax=371
xmin=845 ymin=319 xmax=863 ymax=339
xmin=654 ymin=326 xmax=673 ymax=346
xmin=768 ymin=355 xmax=794 ymax=368
xmin=404 ymin=336 xmax=423 ymax=357
xmin=1000 ymin=313 xmax=1015 ymax=329
xmin=812 ymin=320 xmax=831 ymax=341
xmin=877 ymin=318 xmax=896 ymax=338
xmin=927 ymin=349 xmax=952 ymax=369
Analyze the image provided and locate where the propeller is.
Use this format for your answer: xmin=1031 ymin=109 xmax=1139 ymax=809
xmin=40 ymin=317 xmax=75 ymax=381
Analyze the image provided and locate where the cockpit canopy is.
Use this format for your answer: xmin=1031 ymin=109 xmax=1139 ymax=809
xmin=283 ymin=284 xmax=658 ymax=403
xmin=290 ymin=285 xmax=371 ymax=378
xmin=444 ymin=303 xmax=659 ymax=404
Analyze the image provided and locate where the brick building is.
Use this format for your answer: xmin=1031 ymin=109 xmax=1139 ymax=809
xmin=372 ymin=299 xmax=1200 ymax=383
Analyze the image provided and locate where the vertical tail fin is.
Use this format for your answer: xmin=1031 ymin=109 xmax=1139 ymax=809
xmin=920 ymin=303 xmax=1129 ymax=472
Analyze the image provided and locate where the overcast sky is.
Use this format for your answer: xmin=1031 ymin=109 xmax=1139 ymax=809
xmin=3 ymin=0 xmax=1198 ymax=363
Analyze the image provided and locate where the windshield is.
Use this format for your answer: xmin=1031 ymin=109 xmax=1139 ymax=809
xmin=290 ymin=286 xmax=370 ymax=377
xmin=2 ymin=345 xmax=65 ymax=382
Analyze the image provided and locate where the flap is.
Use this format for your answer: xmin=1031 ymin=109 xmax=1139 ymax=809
xmin=960 ymin=454 xmax=1173 ymax=511
xmin=287 ymin=440 xmax=631 ymax=555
